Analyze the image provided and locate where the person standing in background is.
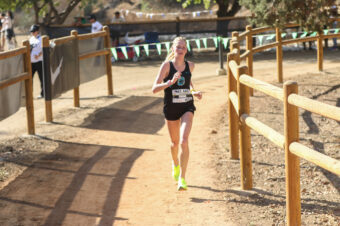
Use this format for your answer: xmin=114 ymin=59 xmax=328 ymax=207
xmin=331 ymin=5 xmax=338 ymax=50
xmin=3 ymin=11 xmax=17 ymax=50
xmin=111 ymin=11 xmax=125 ymax=23
xmin=89 ymin=14 xmax=103 ymax=33
xmin=0 ymin=13 xmax=6 ymax=51
xmin=29 ymin=24 xmax=44 ymax=99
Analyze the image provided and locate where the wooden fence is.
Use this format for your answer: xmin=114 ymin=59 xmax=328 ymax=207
xmin=0 ymin=42 xmax=35 ymax=134
xmin=227 ymin=27 xmax=340 ymax=226
xmin=42 ymin=26 xmax=113 ymax=122
xmin=233 ymin=24 xmax=340 ymax=85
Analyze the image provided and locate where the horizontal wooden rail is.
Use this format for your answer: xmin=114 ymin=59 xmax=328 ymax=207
xmin=323 ymin=33 xmax=340 ymax=40
xmin=239 ymin=74 xmax=284 ymax=101
xmin=78 ymin=31 xmax=107 ymax=40
xmin=288 ymin=94 xmax=340 ymax=122
xmin=289 ymin=142 xmax=340 ymax=176
xmin=253 ymin=42 xmax=279 ymax=53
xmin=53 ymin=36 xmax=77 ymax=45
xmin=79 ymin=49 xmax=110 ymax=60
xmin=228 ymin=60 xmax=239 ymax=80
xmin=0 ymin=72 xmax=29 ymax=90
xmin=229 ymin=91 xmax=239 ymax=115
xmin=252 ymin=27 xmax=273 ymax=34
xmin=0 ymin=47 xmax=26 ymax=60
xmin=282 ymin=36 xmax=318 ymax=46
xmin=240 ymin=50 xmax=250 ymax=61
xmin=239 ymin=30 xmax=251 ymax=40
xmin=241 ymin=114 xmax=285 ymax=149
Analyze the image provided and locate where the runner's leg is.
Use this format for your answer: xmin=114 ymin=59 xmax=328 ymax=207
xmin=166 ymin=119 xmax=180 ymax=166
xmin=179 ymin=111 xmax=194 ymax=179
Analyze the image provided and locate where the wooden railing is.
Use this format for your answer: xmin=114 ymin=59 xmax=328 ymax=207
xmin=234 ymin=24 xmax=340 ymax=85
xmin=227 ymin=39 xmax=340 ymax=226
xmin=0 ymin=42 xmax=35 ymax=134
xmin=42 ymin=26 xmax=113 ymax=122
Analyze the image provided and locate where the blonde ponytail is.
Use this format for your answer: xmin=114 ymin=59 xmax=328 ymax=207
xmin=164 ymin=36 xmax=187 ymax=62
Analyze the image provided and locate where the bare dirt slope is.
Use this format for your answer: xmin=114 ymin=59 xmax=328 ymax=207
xmin=0 ymin=49 xmax=339 ymax=225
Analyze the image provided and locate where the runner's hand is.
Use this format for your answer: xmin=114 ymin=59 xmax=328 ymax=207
xmin=192 ymin=90 xmax=202 ymax=100
xmin=171 ymin=71 xmax=181 ymax=84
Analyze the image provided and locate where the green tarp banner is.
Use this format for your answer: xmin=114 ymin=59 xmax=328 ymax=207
xmin=143 ymin=44 xmax=149 ymax=56
xmin=202 ymin=38 xmax=208 ymax=48
xmin=111 ymin=48 xmax=118 ymax=60
xmin=156 ymin=43 xmax=162 ymax=55
xmin=186 ymin=40 xmax=191 ymax=52
xmin=310 ymin=32 xmax=317 ymax=37
xmin=213 ymin=37 xmax=218 ymax=48
xmin=121 ymin=46 xmax=128 ymax=59
xmin=133 ymin=45 xmax=140 ymax=57
xmin=195 ymin=39 xmax=201 ymax=49
xmin=300 ymin=32 xmax=308 ymax=38
xmin=334 ymin=29 xmax=339 ymax=34
xmin=268 ymin=34 xmax=275 ymax=40
xmin=165 ymin=42 xmax=171 ymax=53
xmin=258 ymin=36 xmax=264 ymax=46
xmin=292 ymin=32 xmax=298 ymax=39
xmin=324 ymin=29 xmax=329 ymax=35
xmin=222 ymin=38 xmax=229 ymax=49
xmin=281 ymin=33 xmax=287 ymax=38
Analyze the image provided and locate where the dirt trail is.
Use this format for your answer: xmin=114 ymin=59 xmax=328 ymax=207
xmin=0 ymin=49 xmax=339 ymax=225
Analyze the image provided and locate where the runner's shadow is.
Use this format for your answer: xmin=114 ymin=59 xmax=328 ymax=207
xmin=80 ymin=95 xmax=164 ymax=134
xmin=0 ymin=139 xmax=147 ymax=225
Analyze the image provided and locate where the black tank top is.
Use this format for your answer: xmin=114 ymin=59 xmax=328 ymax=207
xmin=163 ymin=61 xmax=194 ymax=108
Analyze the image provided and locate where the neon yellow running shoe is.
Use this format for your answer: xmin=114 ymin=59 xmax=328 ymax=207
xmin=172 ymin=164 xmax=180 ymax=181
xmin=177 ymin=178 xmax=187 ymax=191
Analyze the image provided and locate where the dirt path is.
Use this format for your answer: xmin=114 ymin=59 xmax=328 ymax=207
xmin=0 ymin=49 xmax=339 ymax=225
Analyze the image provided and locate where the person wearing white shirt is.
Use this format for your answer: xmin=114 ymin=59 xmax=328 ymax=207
xmin=89 ymin=14 xmax=103 ymax=33
xmin=111 ymin=11 xmax=125 ymax=23
xmin=29 ymin=24 xmax=44 ymax=98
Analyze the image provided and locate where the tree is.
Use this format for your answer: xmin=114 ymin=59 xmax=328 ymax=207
xmin=0 ymin=0 xmax=90 ymax=26
xmin=239 ymin=0 xmax=336 ymax=32
xmin=178 ymin=0 xmax=241 ymax=17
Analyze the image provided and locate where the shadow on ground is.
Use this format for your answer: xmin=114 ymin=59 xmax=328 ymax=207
xmin=0 ymin=139 xmax=148 ymax=226
xmin=80 ymin=95 xmax=164 ymax=134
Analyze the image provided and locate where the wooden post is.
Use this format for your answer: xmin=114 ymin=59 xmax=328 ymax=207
xmin=217 ymin=37 xmax=227 ymax=75
xmin=103 ymin=26 xmax=113 ymax=95
xmin=71 ymin=30 xmax=80 ymax=107
xmin=276 ymin=27 xmax=283 ymax=83
xmin=42 ymin=36 xmax=53 ymax=122
xmin=246 ymin=25 xmax=254 ymax=96
xmin=232 ymin=32 xmax=239 ymax=51
xmin=22 ymin=40 xmax=35 ymax=135
xmin=317 ymin=32 xmax=324 ymax=71
xmin=227 ymin=52 xmax=239 ymax=160
xmin=237 ymin=65 xmax=252 ymax=190
xmin=283 ymin=81 xmax=301 ymax=226
xmin=176 ymin=17 xmax=180 ymax=37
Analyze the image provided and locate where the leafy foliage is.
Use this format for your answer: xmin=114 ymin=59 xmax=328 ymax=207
xmin=177 ymin=0 xmax=241 ymax=17
xmin=239 ymin=0 xmax=337 ymax=32
xmin=0 ymin=0 xmax=90 ymax=25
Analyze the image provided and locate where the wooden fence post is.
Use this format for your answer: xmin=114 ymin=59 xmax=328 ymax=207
xmin=246 ymin=25 xmax=254 ymax=96
xmin=237 ymin=65 xmax=252 ymax=190
xmin=284 ymin=81 xmax=301 ymax=226
xmin=317 ymin=32 xmax=324 ymax=71
xmin=71 ymin=30 xmax=80 ymax=107
xmin=103 ymin=26 xmax=114 ymax=95
xmin=22 ymin=40 xmax=35 ymax=135
xmin=42 ymin=36 xmax=53 ymax=122
xmin=227 ymin=51 xmax=239 ymax=160
xmin=217 ymin=37 xmax=227 ymax=75
xmin=276 ymin=28 xmax=283 ymax=83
